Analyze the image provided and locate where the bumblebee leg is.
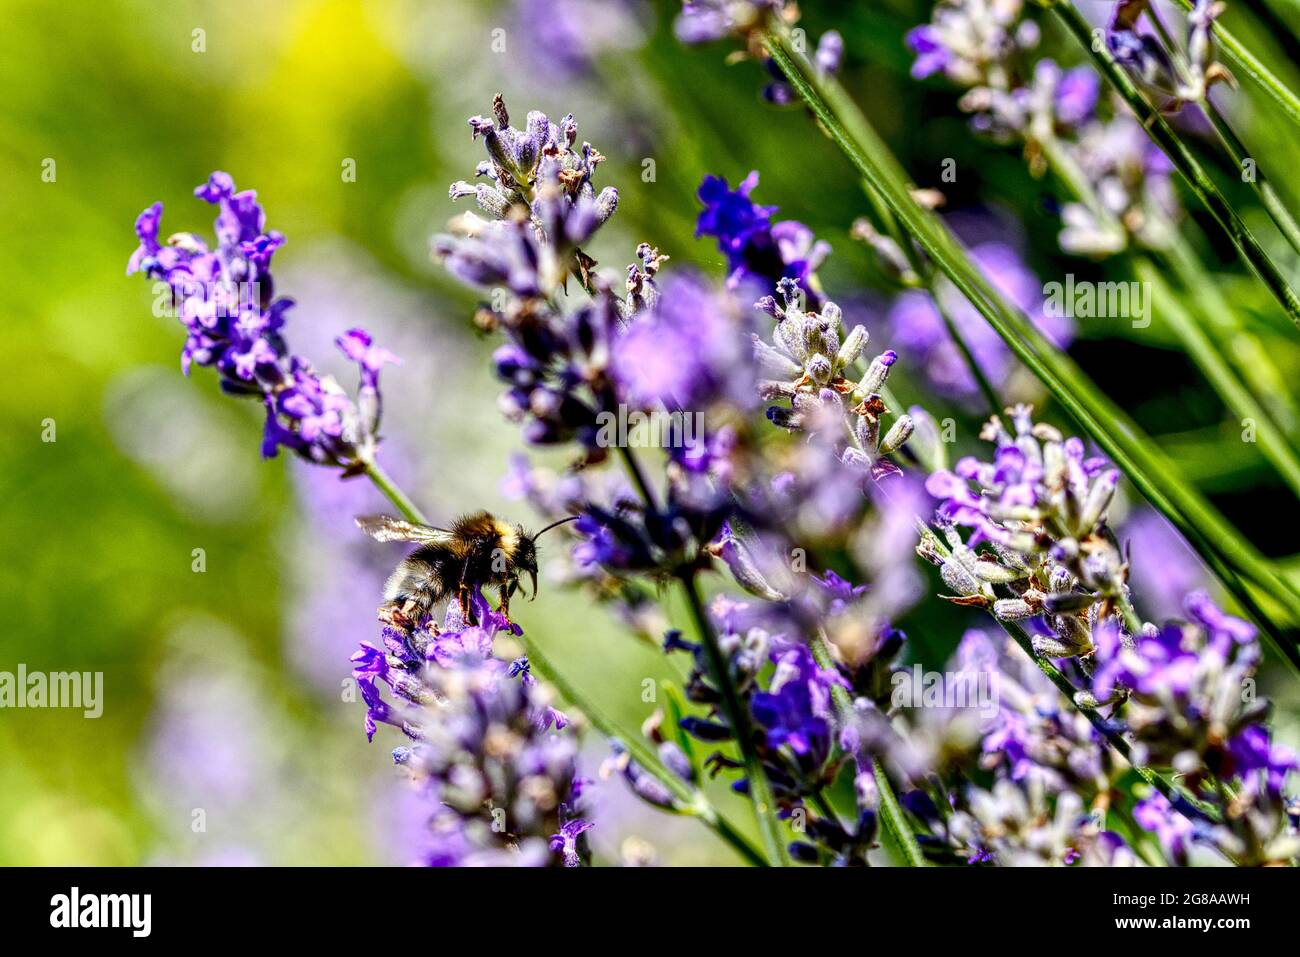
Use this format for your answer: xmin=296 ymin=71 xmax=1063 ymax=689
xmin=399 ymin=599 xmax=420 ymax=628
xmin=456 ymin=554 xmax=476 ymax=624
xmin=377 ymin=601 xmax=415 ymax=632
xmin=458 ymin=583 xmax=474 ymax=625
xmin=498 ymin=583 xmax=513 ymax=627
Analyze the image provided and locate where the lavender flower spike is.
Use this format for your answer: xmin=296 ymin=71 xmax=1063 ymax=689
xmin=922 ymin=405 xmax=1129 ymax=653
xmin=352 ymin=589 xmax=590 ymax=867
xmin=128 ymin=172 xmax=399 ymax=468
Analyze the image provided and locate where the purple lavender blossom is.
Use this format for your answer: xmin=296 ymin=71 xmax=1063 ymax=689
xmin=1092 ymin=594 xmax=1297 ymax=863
xmin=352 ymin=593 xmax=588 ymax=866
xmin=611 ymin=271 xmax=757 ymax=411
xmin=1089 ymin=593 xmax=1254 ymax=704
xmin=1121 ymin=508 xmax=1210 ymax=621
xmin=751 ymin=642 xmax=845 ymax=766
xmin=944 ymin=783 xmax=1137 ymax=866
xmin=905 ymin=26 xmax=950 ymax=80
xmin=696 ymin=172 xmax=830 ymax=301
xmin=905 ymin=0 xmax=1038 ymax=87
xmin=549 ymin=818 xmax=595 ymax=867
xmin=438 ymin=97 xmax=618 ymax=298
xmin=955 ymin=629 xmax=1108 ymax=794
xmin=1053 ymin=63 xmax=1101 ymax=127
xmin=1134 ymin=792 xmax=1196 ymax=864
xmin=511 ymin=0 xmax=647 ymax=80
xmin=128 ymin=173 xmax=397 ymax=467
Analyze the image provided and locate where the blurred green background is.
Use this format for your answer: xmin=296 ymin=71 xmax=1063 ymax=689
xmin=3 ymin=0 xmax=1300 ymax=865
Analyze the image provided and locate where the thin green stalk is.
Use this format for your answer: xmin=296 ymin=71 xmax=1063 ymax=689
xmin=520 ymin=634 xmax=768 ymax=866
xmin=360 ymin=454 xmax=768 ymax=866
xmin=1169 ymin=0 xmax=1300 ymax=130
xmin=762 ymin=25 xmax=1300 ymax=666
xmin=809 ymin=631 xmax=929 ymax=867
xmin=362 ymin=457 xmax=429 ymax=524
xmin=864 ymin=184 xmax=1003 ymax=414
xmin=1139 ymin=263 xmax=1300 ymax=498
xmin=680 ymin=574 xmax=791 ymax=866
xmin=1202 ymin=92 xmax=1300 ymax=257
xmin=616 ymin=445 xmax=790 ymax=865
xmin=1052 ymin=0 xmax=1300 ymax=330
xmin=811 ymin=789 xmax=843 ymax=830
xmin=1145 ymin=0 xmax=1300 ymax=257
xmin=1160 ymin=232 xmax=1300 ymax=438
xmin=871 ymin=757 xmax=929 ymax=866
xmin=1036 ymin=132 xmax=1300 ymax=457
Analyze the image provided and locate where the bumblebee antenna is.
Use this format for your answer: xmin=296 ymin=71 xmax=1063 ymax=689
xmin=532 ymin=515 xmax=580 ymax=540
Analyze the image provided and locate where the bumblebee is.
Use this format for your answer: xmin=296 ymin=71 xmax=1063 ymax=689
xmin=355 ymin=511 xmax=574 ymax=628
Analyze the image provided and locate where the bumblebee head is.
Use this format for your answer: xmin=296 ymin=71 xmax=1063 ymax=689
xmin=514 ymin=528 xmax=538 ymax=599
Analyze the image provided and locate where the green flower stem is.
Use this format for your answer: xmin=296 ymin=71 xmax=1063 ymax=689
xmin=1051 ymin=0 xmax=1300 ymax=330
xmin=361 ymin=456 xmax=429 ymax=524
xmin=1201 ymin=92 xmax=1300 ymax=258
xmin=761 ymin=25 xmax=1300 ymax=667
xmin=1144 ymin=0 xmax=1300 ymax=258
xmin=361 ymin=454 xmax=768 ymax=867
xmin=1169 ymin=0 xmax=1300 ymax=130
xmin=995 ymin=617 xmax=1224 ymax=826
xmin=1035 ymin=132 xmax=1300 ymax=465
xmin=871 ymin=757 xmax=927 ymax=866
xmin=809 ymin=630 xmax=929 ymax=867
xmin=1138 ymin=260 xmax=1300 ymax=499
xmin=811 ymin=789 xmax=843 ymax=830
xmin=679 ymin=571 xmax=792 ymax=866
xmin=520 ymin=632 xmax=768 ymax=867
xmin=863 ymin=184 xmax=1004 ymax=414
xmin=616 ymin=446 xmax=790 ymax=865
xmin=1160 ymin=232 xmax=1300 ymax=439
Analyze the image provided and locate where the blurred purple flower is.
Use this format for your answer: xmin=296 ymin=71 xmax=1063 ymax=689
xmin=888 ymin=242 xmax=1071 ymax=402
xmin=512 ymin=0 xmax=647 ymax=80
xmin=612 ymin=272 xmax=756 ymax=411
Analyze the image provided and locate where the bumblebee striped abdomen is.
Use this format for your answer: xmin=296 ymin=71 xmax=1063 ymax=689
xmin=381 ymin=543 xmax=461 ymax=610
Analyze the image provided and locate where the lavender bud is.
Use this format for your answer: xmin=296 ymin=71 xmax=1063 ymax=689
xmin=594 ymin=186 xmax=619 ymax=225
xmin=1031 ymin=633 xmax=1080 ymax=658
xmin=879 ymin=414 xmax=914 ymax=455
xmin=753 ymin=335 xmax=803 ymax=379
xmin=972 ymin=560 xmax=1024 ymax=584
xmin=807 ymin=354 xmax=834 ymax=386
xmin=836 ymin=324 xmax=868 ymax=370
xmin=906 ymin=405 xmax=947 ymax=473
xmin=1078 ymin=468 xmax=1119 ymax=532
xmin=659 ymin=741 xmax=696 ymax=783
xmin=860 ymin=350 xmax=897 ymax=395
xmin=993 ymin=598 xmax=1036 ymax=621
xmin=1043 ymin=591 xmax=1098 ymax=614
xmin=815 ymin=30 xmax=844 ymax=76
xmin=939 ymin=558 xmax=985 ymax=599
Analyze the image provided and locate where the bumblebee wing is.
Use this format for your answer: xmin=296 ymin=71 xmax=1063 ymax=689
xmin=355 ymin=515 xmax=454 ymax=544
